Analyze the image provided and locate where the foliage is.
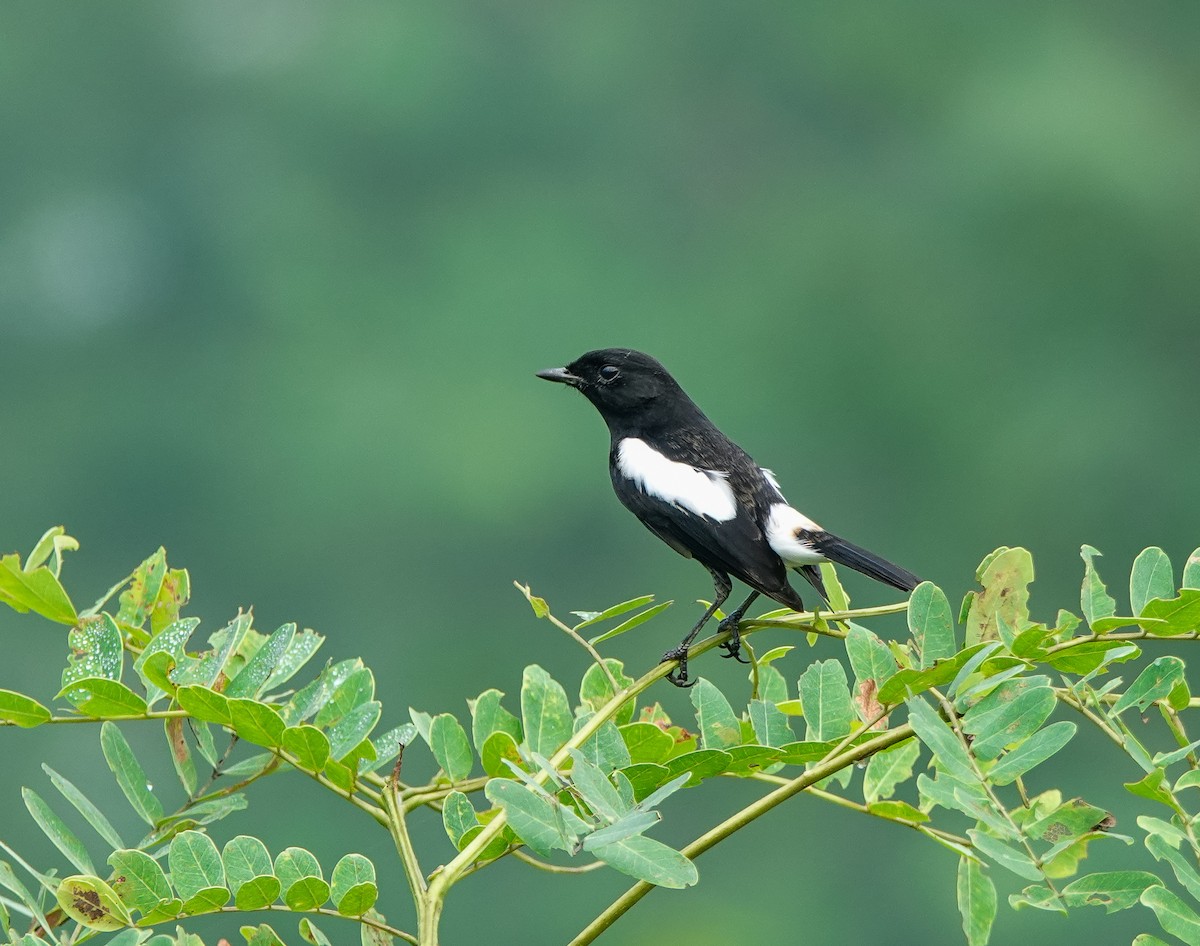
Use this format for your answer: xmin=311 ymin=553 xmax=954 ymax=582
xmin=3 ymin=529 xmax=1200 ymax=945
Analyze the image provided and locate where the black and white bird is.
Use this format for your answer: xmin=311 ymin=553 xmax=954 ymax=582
xmin=537 ymin=348 xmax=922 ymax=686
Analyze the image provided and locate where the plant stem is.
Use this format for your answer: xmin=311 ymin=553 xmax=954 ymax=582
xmin=384 ymin=776 xmax=428 ymax=901
xmin=569 ymin=724 xmax=915 ymax=946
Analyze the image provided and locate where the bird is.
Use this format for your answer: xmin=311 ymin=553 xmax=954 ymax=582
xmin=537 ymin=348 xmax=922 ymax=686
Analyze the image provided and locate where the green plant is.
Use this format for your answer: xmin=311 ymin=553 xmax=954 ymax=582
xmin=3 ymin=527 xmax=1200 ymax=945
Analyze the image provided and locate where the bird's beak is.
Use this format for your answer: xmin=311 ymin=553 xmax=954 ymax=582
xmin=536 ymin=367 xmax=583 ymax=387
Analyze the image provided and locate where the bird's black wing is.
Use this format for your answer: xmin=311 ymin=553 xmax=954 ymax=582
xmin=613 ymin=469 xmax=799 ymax=606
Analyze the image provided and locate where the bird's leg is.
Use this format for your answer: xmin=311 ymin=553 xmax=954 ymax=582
xmin=717 ymin=591 xmax=759 ymax=664
xmin=661 ymin=569 xmax=731 ymax=688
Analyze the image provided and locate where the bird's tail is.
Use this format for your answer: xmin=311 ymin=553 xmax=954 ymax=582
xmin=808 ymin=532 xmax=922 ymax=593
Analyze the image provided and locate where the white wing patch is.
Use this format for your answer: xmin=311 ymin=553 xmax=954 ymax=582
xmin=617 ymin=438 xmax=738 ymax=521
xmin=765 ymin=503 xmax=826 ymax=565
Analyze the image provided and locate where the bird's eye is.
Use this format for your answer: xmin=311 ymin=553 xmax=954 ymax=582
xmin=599 ymin=365 xmax=620 ymax=382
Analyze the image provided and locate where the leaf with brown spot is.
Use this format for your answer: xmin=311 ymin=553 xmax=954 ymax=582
xmin=55 ymin=875 xmax=131 ymax=931
xmin=855 ymin=680 xmax=888 ymax=730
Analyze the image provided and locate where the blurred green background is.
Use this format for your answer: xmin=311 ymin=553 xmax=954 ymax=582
xmin=2 ymin=3 xmax=1198 ymax=944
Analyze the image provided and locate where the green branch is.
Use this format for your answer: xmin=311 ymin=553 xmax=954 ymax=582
xmin=569 ymin=724 xmax=916 ymax=945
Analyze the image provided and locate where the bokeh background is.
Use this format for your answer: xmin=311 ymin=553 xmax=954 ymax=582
xmin=2 ymin=3 xmax=1199 ymax=944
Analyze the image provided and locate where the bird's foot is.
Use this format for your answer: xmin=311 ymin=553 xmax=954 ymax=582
xmin=660 ymin=645 xmax=696 ymax=688
xmin=716 ymin=614 xmax=750 ymax=663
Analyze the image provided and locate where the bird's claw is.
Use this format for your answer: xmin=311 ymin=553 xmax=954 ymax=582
xmin=661 ymin=647 xmax=696 ymax=688
xmin=717 ymin=615 xmax=749 ymax=663
xmin=718 ymin=640 xmax=751 ymax=663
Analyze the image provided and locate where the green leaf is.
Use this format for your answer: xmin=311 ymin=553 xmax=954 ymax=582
xmin=134 ymin=617 xmax=199 ymax=698
xmin=23 ymin=788 xmax=94 ymax=874
xmin=0 ymin=689 xmax=52 ymax=727
xmin=61 ymin=614 xmax=124 ymax=701
xmin=283 ymin=725 xmax=331 ymax=771
xmin=42 ymin=764 xmax=125 ymax=851
xmin=108 ymin=849 xmax=171 ymax=914
xmin=591 ymin=835 xmax=698 ymax=888
xmin=442 ymin=791 xmax=478 ymax=846
xmin=225 ymin=698 xmax=285 ymax=748
xmin=962 ymin=683 xmax=1056 ymax=760
xmin=588 ymin=600 xmax=674 ymax=645
xmin=1146 ymin=834 xmax=1200 ymax=902
xmin=1007 ymin=883 xmax=1065 ymax=913
xmin=579 ymin=659 xmax=636 ymax=725
xmin=1133 ymin=936 xmax=1173 ymax=946
xmin=988 ymin=721 xmax=1076 ymax=785
xmin=484 ymin=779 xmax=588 ymax=857
xmin=878 ymin=644 xmax=991 ymax=704
xmin=59 ymin=677 xmax=149 ymax=718
xmin=520 ymin=665 xmax=573 ymax=757
xmin=868 ymin=799 xmax=928 ymax=822
xmin=1081 ymin=545 xmax=1117 ymax=627
xmin=689 ymin=678 xmax=742 ymax=750
xmin=1184 ymin=548 xmax=1200 ymax=590
xmin=1142 ymin=884 xmax=1200 ymax=945
xmin=1112 ymin=657 xmax=1186 ymax=715
xmin=241 ymin=923 xmax=286 ymax=945
xmin=263 ymin=628 xmax=324 ymax=691
xmin=315 ymin=667 xmax=374 ymax=728
xmin=429 ymin=713 xmax=474 ymax=781
xmin=907 ymin=698 xmax=975 ymax=783
xmin=968 ymin=830 xmax=1041 ymax=881
xmin=222 ymin=836 xmax=274 ymax=898
xmin=1043 ymin=641 xmax=1140 ymax=674
xmin=573 ymin=594 xmax=655 ymax=629
xmin=469 ymin=688 xmax=522 ymax=752
xmin=1063 ymin=871 xmax=1161 ymax=912
xmin=568 ymin=749 xmax=626 ymax=822
xmin=967 ymin=547 xmax=1034 ymax=645
xmin=574 ymin=714 xmax=631 ymax=772
xmin=226 ymin=623 xmax=296 ymax=699
xmin=176 ymin=685 xmax=232 ymax=725
xmin=749 ymin=698 xmax=794 ymax=748
xmin=846 ymin=623 xmax=898 ymax=690
xmin=1027 ymin=798 xmax=1111 ymax=843
xmin=661 ymin=748 xmax=732 ymax=786
xmin=274 ymin=848 xmax=329 ymax=911
xmin=481 ymin=730 xmax=522 ymax=778
xmin=1139 ymin=590 xmax=1200 ymax=637
xmin=25 ymin=525 xmax=78 ymax=576
xmin=169 ymin=831 xmax=225 ymax=899
xmin=582 ymin=811 xmax=661 ymax=850
xmin=798 ymin=659 xmax=854 ymax=742
xmin=0 ymin=550 xmax=77 ymax=624
xmin=55 ymin=874 xmax=131 ymax=931
xmin=908 ymin=582 xmax=955 ymax=668
xmin=181 ymin=885 xmax=230 ymax=915
xmin=1131 ymin=548 xmax=1175 ymax=616
xmin=863 ymin=739 xmax=920 ymax=803
xmin=1125 ymin=769 xmax=1175 ymax=809
xmin=117 ymin=548 xmax=167 ymax=629
xmin=173 ymin=611 xmax=253 ymax=688
xmin=957 ymin=856 xmax=997 ymax=946
xmin=328 ymin=700 xmax=382 ymax=761
xmin=330 ymin=854 xmax=377 ymax=916
xmin=100 ymin=721 xmax=164 ymax=824
xmin=299 ymin=917 xmax=333 ymax=946
xmin=619 ymin=722 xmax=675 ymax=764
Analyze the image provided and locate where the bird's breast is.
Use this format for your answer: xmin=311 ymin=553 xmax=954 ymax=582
xmin=613 ymin=437 xmax=739 ymax=522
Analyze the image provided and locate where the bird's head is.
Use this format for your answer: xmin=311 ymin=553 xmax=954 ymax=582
xmin=536 ymin=348 xmax=685 ymax=431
